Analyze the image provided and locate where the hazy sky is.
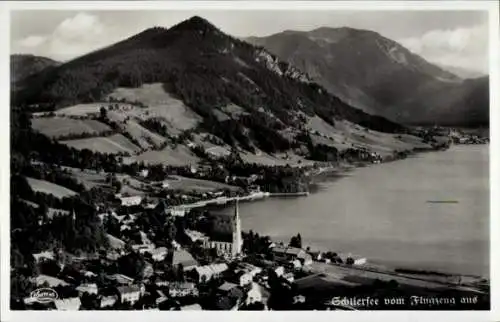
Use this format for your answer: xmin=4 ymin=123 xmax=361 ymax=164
xmin=10 ymin=10 xmax=489 ymax=73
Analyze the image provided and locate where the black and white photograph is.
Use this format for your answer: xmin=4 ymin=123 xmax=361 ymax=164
xmin=1 ymin=0 xmax=498 ymax=318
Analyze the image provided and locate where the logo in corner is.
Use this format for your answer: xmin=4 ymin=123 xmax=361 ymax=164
xmin=29 ymin=288 xmax=58 ymax=303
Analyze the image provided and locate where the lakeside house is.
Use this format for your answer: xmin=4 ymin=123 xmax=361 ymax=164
xmin=271 ymin=246 xmax=313 ymax=266
xmin=338 ymin=253 xmax=367 ymax=266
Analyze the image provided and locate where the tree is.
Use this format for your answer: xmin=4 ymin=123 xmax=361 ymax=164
xmin=346 ymin=257 xmax=354 ymax=265
xmin=289 ymin=233 xmax=302 ymax=248
xmin=100 ymin=106 xmax=107 ymax=120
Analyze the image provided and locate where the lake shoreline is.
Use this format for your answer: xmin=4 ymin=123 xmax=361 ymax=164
xmin=233 ymin=144 xmax=489 ymax=279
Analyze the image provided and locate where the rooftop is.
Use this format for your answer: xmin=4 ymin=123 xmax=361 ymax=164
xmin=117 ymin=284 xmax=141 ymax=294
xmin=218 ymin=282 xmax=238 ymax=292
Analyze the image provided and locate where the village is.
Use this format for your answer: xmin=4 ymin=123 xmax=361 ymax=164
xmin=17 ymin=174 xmax=489 ymax=311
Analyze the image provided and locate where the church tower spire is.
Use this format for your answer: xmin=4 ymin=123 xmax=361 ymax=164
xmin=232 ymin=198 xmax=242 ymax=257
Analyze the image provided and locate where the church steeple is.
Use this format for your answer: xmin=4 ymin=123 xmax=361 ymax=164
xmin=232 ymin=198 xmax=242 ymax=257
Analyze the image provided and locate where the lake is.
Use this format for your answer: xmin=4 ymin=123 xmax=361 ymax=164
xmin=232 ymin=145 xmax=490 ymax=277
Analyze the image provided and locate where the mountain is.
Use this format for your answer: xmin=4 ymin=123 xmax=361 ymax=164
xmin=12 ymin=16 xmax=436 ymax=164
xmin=436 ymin=64 xmax=487 ymax=79
xmin=10 ymin=54 xmax=60 ymax=84
xmin=246 ymin=27 xmax=489 ymax=126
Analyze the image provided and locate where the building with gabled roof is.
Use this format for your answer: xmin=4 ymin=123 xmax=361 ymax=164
xmin=116 ymin=284 xmax=143 ymax=304
xmin=191 ymin=263 xmax=229 ymax=283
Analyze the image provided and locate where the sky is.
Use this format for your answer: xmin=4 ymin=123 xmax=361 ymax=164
xmin=10 ymin=10 xmax=490 ymax=74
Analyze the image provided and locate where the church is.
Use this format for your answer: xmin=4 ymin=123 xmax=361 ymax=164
xmin=203 ymin=199 xmax=243 ymax=259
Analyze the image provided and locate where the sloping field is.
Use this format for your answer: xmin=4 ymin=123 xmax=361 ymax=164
xmin=240 ymin=150 xmax=313 ymax=167
xmin=126 ymin=145 xmax=200 ymax=166
xmin=63 ymin=167 xmax=108 ymax=189
xmin=26 ymin=177 xmax=78 ymax=198
xmin=106 ymin=112 xmax=166 ymax=150
xmin=307 ymin=116 xmax=431 ymax=156
xmin=107 ymin=83 xmax=202 ymax=134
xmin=61 ymin=134 xmax=140 ymax=154
xmin=164 ymin=175 xmax=241 ymax=193
xmin=32 ymin=117 xmax=112 ymax=138
xmin=53 ymin=102 xmax=134 ymax=116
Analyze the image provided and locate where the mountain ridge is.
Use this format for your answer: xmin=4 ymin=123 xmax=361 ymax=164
xmin=246 ymin=27 xmax=488 ymax=126
xmin=12 ymin=16 xmax=442 ymax=166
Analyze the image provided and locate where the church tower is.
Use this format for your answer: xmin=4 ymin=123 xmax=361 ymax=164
xmin=232 ymin=198 xmax=243 ymax=257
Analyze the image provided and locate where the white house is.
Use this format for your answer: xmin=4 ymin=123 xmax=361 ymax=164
xmin=273 ymin=266 xmax=285 ymax=277
xmin=192 ymin=263 xmax=229 ymax=283
xmin=120 ymin=196 xmax=143 ymax=207
xmin=151 ymin=247 xmax=168 ymax=261
xmin=245 ymin=282 xmax=265 ymax=306
xmin=117 ymin=284 xmax=143 ymax=305
xmin=139 ymin=169 xmax=149 ymax=178
xmin=100 ymin=295 xmax=118 ymax=308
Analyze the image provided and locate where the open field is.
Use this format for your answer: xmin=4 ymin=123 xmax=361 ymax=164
xmin=307 ymin=117 xmax=431 ymax=156
xmin=106 ymin=111 xmax=166 ymax=150
xmin=31 ymin=117 xmax=112 ymax=138
xmin=240 ymin=150 xmax=314 ymax=167
xmin=163 ymin=175 xmax=241 ymax=193
xmin=63 ymin=167 xmax=108 ymax=189
xmin=308 ymin=262 xmax=462 ymax=290
xmin=126 ymin=145 xmax=200 ymax=166
xmin=61 ymin=134 xmax=141 ymax=154
xmin=26 ymin=177 xmax=78 ymax=198
xmin=51 ymin=102 xmax=134 ymax=116
xmin=107 ymin=83 xmax=202 ymax=135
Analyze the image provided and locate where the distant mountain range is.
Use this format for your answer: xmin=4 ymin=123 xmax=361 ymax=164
xmin=246 ymin=27 xmax=489 ymax=126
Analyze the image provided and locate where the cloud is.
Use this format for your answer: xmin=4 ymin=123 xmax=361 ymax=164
xmin=398 ymin=23 xmax=489 ymax=73
xmin=13 ymin=12 xmax=130 ymax=61
xmin=17 ymin=35 xmax=47 ymax=48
